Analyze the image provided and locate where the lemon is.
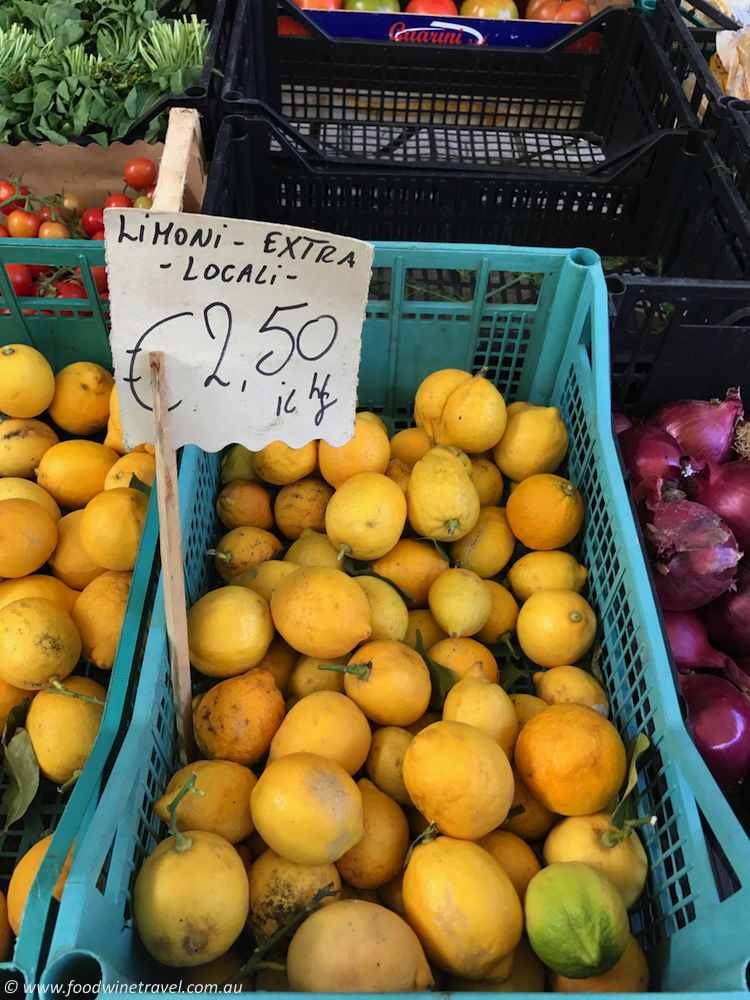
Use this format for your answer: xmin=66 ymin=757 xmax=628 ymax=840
xmin=516 ymin=589 xmax=596 ymax=667
xmin=533 ymin=665 xmax=609 ymax=716
xmin=474 ymin=581 xmax=519 ymax=646
xmin=48 ymin=362 xmax=114 ymax=435
xmin=444 ymin=936 xmax=545 ymax=992
xmin=319 ymin=414 xmax=390 ymax=488
xmin=403 ymin=721 xmax=514 ymax=839
xmin=435 ymin=375 xmax=507 ymax=454
xmin=326 ymin=472 xmax=407 ymax=561
xmin=469 ymin=457 xmax=504 ymax=506
xmin=493 ymin=403 xmax=568 ymax=482
xmin=37 ymin=440 xmax=119 ymax=510
xmin=0 ymin=498 xmax=57 ymax=578
xmin=390 ymin=427 xmax=431 ymax=467
xmin=353 ymin=576 xmax=408 ymax=642
xmin=508 ymin=550 xmax=588 ymax=602
xmin=48 ymin=510 xmax=106 ymax=591
xmin=269 ymin=690 xmax=372 ymax=775
xmin=285 ymin=528 xmax=342 ymax=570
xmin=413 ymin=369 xmax=473 ymax=441
xmin=271 ymin=567 xmax=371 ymax=658
xmin=506 ymin=474 xmax=584 ymax=551
xmin=253 ymin=634 xmax=298 ymax=697
xmin=475 ymin=830 xmax=541 ymax=902
xmin=79 ymin=488 xmax=149 ymax=571
xmin=449 ymin=506 xmax=516 ymax=578
xmin=232 ymin=559 xmax=300 ymax=604
xmin=251 ymin=752 xmax=364 ymax=865
xmin=287 ymin=653 xmax=349 ymax=701
xmin=364 ymin=726 xmax=413 ymax=807
xmin=336 ymin=779 xmax=409 ymax=890
xmin=7 ymin=835 xmax=74 ymax=936
xmin=502 ymin=764 xmax=559 ymax=841
xmin=247 ymin=849 xmax=340 ymax=945
xmin=343 ymin=640 xmax=431 ymax=727
xmin=0 ymin=676 xmax=36 ymax=733
xmin=154 ymin=760 xmax=257 ymax=844
xmin=427 ymin=636 xmax=498 ymax=682
xmin=372 ymin=538 xmax=447 ymax=609
xmin=403 ymin=837 xmax=522 ymax=979
xmin=104 ymin=452 xmax=156 ymax=491
xmin=187 ymin=586 xmax=274 ymax=677
xmin=194 ymin=669 xmax=284 ymax=765
xmin=428 ymin=568 xmax=491 ymax=638
xmin=442 ymin=663 xmax=518 ymax=758
xmin=510 ymin=693 xmax=549 ymax=731
xmin=274 ymin=478 xmax=334 ymax=539
xmin=403 ymin=609 xmax=448 ymax=650
xmin=548 ymin=933 xmax=649 ymax=993
xmin=253 ymin=440 xmax=317 ymax=486
xmin=133 ymin=831 xmax=249 ymax=967
xmin=0 ymin=477 xmax=60 ymax=522
xmin=71 ymin=571 xmax=132 ymax=669
xmin=407 ymin=447 xmax=480 ymax=542
xmin=0 ymin=345 xmax=55 ymax=418
xmin=213 ymin=526 xmax=282 ymax=581
xmin=385 ymin=457 xmax=411 ymax=494
xmin=357 ymin=410 xmax=389 ymax=434
xmin=378 ymin=869 xmax=406 ymax=917
xmin=0 ymin=417 xmax=58 ymax=478
xmin=219 ymin=443 xmax=261 ymax=484
xmin=0 ymin=597 xmax=80 ymax=689
xmin=216 ymin=478 xmax=274 ymax=531
xmin=525 ymin=862 xmax=629 ymax=979
xmin=26 ymin=676 xmax=106 ymax=783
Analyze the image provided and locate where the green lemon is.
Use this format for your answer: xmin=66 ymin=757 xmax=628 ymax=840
xmin=525 ymin=862 xmax=629 ymax=979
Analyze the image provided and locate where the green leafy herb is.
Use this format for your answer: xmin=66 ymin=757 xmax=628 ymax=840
xmin=414 ymin=630 xmax=456 ymax=711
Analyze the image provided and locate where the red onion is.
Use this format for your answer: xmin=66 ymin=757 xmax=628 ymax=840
xmin=680 ymin=673 xmax=750 ymax=790
xmin=646 ymin=499 xmax=741 ymax=611
xmin=619 ymin=425 xmax=685 ymax=492
xmin=662 ymin=609 xmax=737 ymax=672
xmin=693 ymin=460 xmax=750 ymax=554
xmin=726 ymin=656 xmax=750 ymax=694
xmin=647 ymin=388 xmax=743 ymax=464
xmin=701 ymin=562 xmax=750 ymax=655
xmin=614 ymin=412 xmax=639 ymax=434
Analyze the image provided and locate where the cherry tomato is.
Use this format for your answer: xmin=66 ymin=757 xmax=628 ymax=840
xmin=146 ymin=184 xmax=157 ymax=200
xmin=3 ymin=264 xmax=33 ymax=297
xmin=459 ymin=0 xmax=518 ymax=15
xmin=37 ymin=205 xmax=67 ymax=224
xmin=105 ymin=193 xmax=133 ymax=209
xmin=0 ymin=181 xmax=30 ymax=216
xmin=91 ymin=230 xmax=106 ymax=241
xmin=39 ymin=221 xmax=71 ymax=239
xmin=123 ymin=158 xmax=157 ymax=192
xmin=526 ymin=0 xmax=589 ymax=19
xmin=406 ymin=0 xmax=458 ymax=11
xmin=75 ymin=266 xmax=108 ymax=294
xmin=29 ymin=265 xmax=52 ymax=280
xmin=567 ymin=30 xmax=600 ymax=49
xmin=61 ymin=192 xmax=87 ymax=219
xmin=133 ymin=196 xmax=153 ymax=210
xmin=82 ymin=208 xmax=105 ymax=237
xmin=0 ymin=225 xmax=8 ymax=238
xmin=6 ymin=210 xmax=41 ymax=239
xmin=278 ymin=14 xmax=313 ymax=33
xmin=54 ymin=280 xmax=87 ymax=316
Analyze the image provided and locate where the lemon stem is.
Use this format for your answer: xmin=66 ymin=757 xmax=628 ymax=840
xmin=206 ymin=548 xmax=231 ymax=564
xmin=337 ymin=542 xmax=352 ymax=562
xmin=498 ymin=632 xmax=518 ymax=659
xmin=446 ymin=518 xmax=459 ymax=536
xmin=404 ymin=821 xmax=439 ymax=865
xmin=256 ymin=961 xmax=287 ymax=974
xmin=601 ymin=816 xmax=655 ymax=848
xmin=318 ymin=662 xmax=371 ymax=680
xmin=569 ymin=612 xmax=582 ymax=623
xmin=58 ymin=769 xmax=82 ymax=793
xmin=225 ymin=882 xmax=337 ymax=987
xmin=476 ymin=366 xmax=489 ymax=378
xmin=42 ymin=678 xmax=106 ymax=706
xmin=1 ymin=346 xmax=14 ymax=356
xmin=167 ymin=772 xmax=205 ymax=853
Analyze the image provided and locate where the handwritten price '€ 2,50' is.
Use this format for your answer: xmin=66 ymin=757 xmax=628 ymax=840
xmin=124 ymin=300 xmax=340 ymax=427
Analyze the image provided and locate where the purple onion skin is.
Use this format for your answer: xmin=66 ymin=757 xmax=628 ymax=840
xmin=662 ymin=609 xmax=737 ymax=672
xmin=680 ymin=673 xmax=750 ymax=790
xmin=647 ymin=388 xmax=743 ymax=465
xmin=614 ymin=412 xmax=640 ymax=435
xmin=619 ymin=425 xmax=685 ymax=492
xmin=702 ymin=562 xmax=750 ymax=656
xmin=693 ymin=460 xmax=750 ymax=555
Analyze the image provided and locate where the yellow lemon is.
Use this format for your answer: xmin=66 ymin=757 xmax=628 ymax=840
xmin=357 ymin=410 xmax=388 ymax=435
xmin=470 ymin=457 xmax=504 ymax=506
xmin=213 ymin=526 xmax=282 ymax=582
xmin=47 ymin=510 xmax=106 ymax=591
xmin=7 ymin=835 xmax=74 ymax=936
xmin=48 ymin=362 xmax=114 ymax=435
xmin=232 ymin=559 xmax=300 ymax=604
xmin=435 ymin=375 xmax=507 ymax=454
xmin=269 ymin=690 xmax=372 ymax=775
xmin=0 ymin=477 xmax=60 ymax=522
xmin=403 ymin=721 xmax=514 ymax=839
xmin=219 ymin=443 xmax=261 ymax=484
xmin=407 ymin=447 xmax=480 ymax=542
xmin=79 ymin=488 xmax=149 ymax=571
xmin=336 ymin=779 xmax=409 ymax=890
xmin=502 ymin=764 xmax=559 ymax=841
xmin=475 ymin=830 xmax=541 ymax=902
xmin=319 ymin=414 xmax=390 ymax=488
xmin=271 ymin=567 xmax=371 ymax=658
xmin=181 ymin=953 xmax=251 ymax=991
xmin=405 ymin=711 xmax=442 ymax=737
xmin=507 ymin=550 xmax=588 ymax=602
xmin=403 ymin=836 xmax=522 ymax=979
xmin=385 ymin=457 xmax=411 ymax=494
xmin=0 ymin=676 xmax=36 ymax=733
xmin=449 ymin=506 xmax=516 ymax=578
xmin=274 ymin=478 xmax=334 ymax=539
xmin=475 ymin=581 xmax=519 ymax=646
xmin=251 ymin=752 xmax=364 ymax=865
xmin=372 ymin=538 xmax=447 ymax=609
xmin=427 ymin=636 xmax=498 ymax=682
xmin=506 ymin=474 xmax=584 ymax=550
xmin=194 ymin=669 xmax=284 ymax=765
xmin=326 ymin=472 xmax=407 ymax=561
xmin=104 ymin=452 xmax=156 ymax=492
xmin=0 ymin=417 xmax=58 ymax=478
xmin=0 ymin=498 xmax=57 ymax=578
xmin=187 ymin=586 xmax=274 ymax=677
xmin=444 ymin=936 xmax=545 ymax=992
xmin=154 ymin=760 xmax=257 ymax=844
xmin=247 ymin=849 xmax=340 ymax=945
xmin=37 ymin=440 xmax=119 ymax=510
xmin=216 ymin=479 xmax=274 ymax=531
xmin=253 ymin=633 xmax=298 ymax=697
xmin=253 ymin=440 xmax=318 ymax=486
xmin=353 ymin=576 xmax=408 ymax=642
xmin=548 ymin=934 xmax=649 ymax=993
xmin=403 ymin=610 xmax=447 ymax=650
xmin=364 ymin=726 xmax=413 ymax=807
xmin=413 ymin=369 xmax=473 ymax=441
xmin=390 ymin=427 xmax=432 ymax=467
xmin=342 ymin=640 xmax=431 ymax=727
xmin=285 ymin=528 xmax=342 ymax=570
xmin=428 ymin=568 xmax=491 ymax=638
xmin=26 ymin=675 xmax=105 ymax=784
xmin=492 ymin=403 xmax=568 ymax=482
xmin=378 ymin=869 xmax=406 ymax=917
xmin=71 ymin=571 xmax=131 ymax=669
xmin=510 ymin=693 xmax=549 ymax=732
xmin=516 ymin=589 xmax=596 ymax=668
xmin=533 ymin=665 xmax=609 ymax=717
xmin=442 ymin=663 xmax=518 ymax=758
xmin=287 ymin=653 xmax=349 ymax=701
xmin=0 ymin=345 xmax=55 ymax=418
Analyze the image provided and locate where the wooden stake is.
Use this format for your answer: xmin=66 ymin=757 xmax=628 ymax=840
xmin=152 ymin=108 xmax=202 ymax=213
xmin=150 ymin=350 xmax=194 ymax=766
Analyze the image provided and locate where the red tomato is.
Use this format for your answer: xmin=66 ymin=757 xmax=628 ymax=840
xmin=91 ymin=230 xmax=106 ymax=241
xmin=29 ymin=265 xmax=52 ymax=280
xmin=62 ymin=192 xmax=87 ymax=219
xmin=0 ymin=181 xmax=30 ymax=216
xmin=82 ymin=208 xmax=105 ymax=236
xmin=75 ymin=266 xmax=108 ymax=294
xmin=526 ymin=0 xmax=589 ymax=19
xmin=460 ymin=0 xmax=518 ymax=15
xmin=123 ymin=158 xmax=157 ymax=191
xmin=292 ymin=0 xmax=342 ymax=8
xmin=6 ymin=210 xmax=41 ymax=239
xmin=567 ymin=29 xmax=600 ymax=48
xmin=146 ymin=184 xmax=157 ymax=200
xmin=39 ymin=222 xmax=71 ymax=239
xmin=406 ymin=0 xmax=459 ymax=11
xmin=278 ymin=13 xmax=313 ymax=32
xmin=4 ymin=264 xmax=33 ymax=298
xmin=54 ymin=280 xmax=87 ymax=316
xmin=0 ymin=225 xmax=8 ymax=238
xmin=105 ymin=194 xmax=134 ymax=209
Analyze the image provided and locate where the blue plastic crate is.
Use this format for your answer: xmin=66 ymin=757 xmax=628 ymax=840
xmin=42 ymin=242 xmax=748 ymax=996
xmin=0 ymin=242 xmax=161 ymax=988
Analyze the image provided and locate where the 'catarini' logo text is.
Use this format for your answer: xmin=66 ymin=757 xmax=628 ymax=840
xmin=388 ymin=19 xmax=487 ymax=43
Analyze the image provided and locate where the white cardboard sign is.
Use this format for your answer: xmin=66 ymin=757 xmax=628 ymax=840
xmin=104 ymin=209 xmax=374 ymax=452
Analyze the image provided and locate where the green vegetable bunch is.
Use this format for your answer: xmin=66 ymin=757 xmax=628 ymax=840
xmin=0 ymin=0 xmax=209 ymax=145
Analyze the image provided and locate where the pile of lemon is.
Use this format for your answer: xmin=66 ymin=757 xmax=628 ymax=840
xmin=0 ymin=343 xmax=153 ymax=949
xmin=133 ymin=367 xmax=650 ymax=993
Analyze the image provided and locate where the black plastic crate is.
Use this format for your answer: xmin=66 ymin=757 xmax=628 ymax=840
xmin=220 ymin=0 xmax=700 ymax=173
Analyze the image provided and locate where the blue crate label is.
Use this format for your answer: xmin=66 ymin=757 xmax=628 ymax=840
xmin=103 ymin=210 xmax=374 ymax=452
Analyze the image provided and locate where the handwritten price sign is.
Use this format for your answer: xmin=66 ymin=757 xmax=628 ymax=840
xmin=104 ymin=210 xmax=374 ymax=452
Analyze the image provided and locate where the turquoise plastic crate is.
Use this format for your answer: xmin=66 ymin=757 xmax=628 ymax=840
xmin=41 ymin=242 xmax=748 ymax=996
xmin=0 ymin=241 xmax=161 ymax=988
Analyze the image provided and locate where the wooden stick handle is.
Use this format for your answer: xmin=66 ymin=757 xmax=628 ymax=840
xmin=150 ymin=350 xmax=194 ymax=765
xmin=152 ymin=108 xmax=201 ymax=213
